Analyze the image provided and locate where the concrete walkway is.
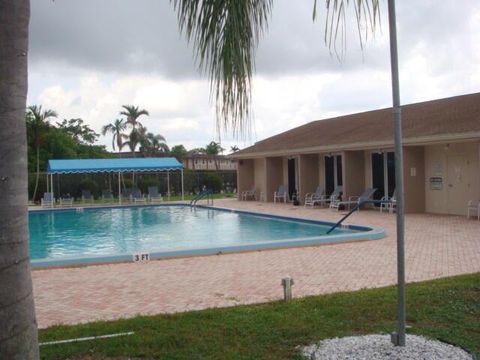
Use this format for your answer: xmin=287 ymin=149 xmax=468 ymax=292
xmin=32 ymin=199 xmax=480 ymax=328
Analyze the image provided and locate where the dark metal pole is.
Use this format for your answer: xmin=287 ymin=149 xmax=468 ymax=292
xmin=387 ymin=0 xmax=406 ymax=346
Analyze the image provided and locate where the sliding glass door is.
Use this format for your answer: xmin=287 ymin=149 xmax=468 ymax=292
xmin=371 ymin=151 xmax=395 ymax=203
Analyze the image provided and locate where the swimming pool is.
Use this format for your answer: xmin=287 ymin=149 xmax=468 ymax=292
xmin=29 ymin=205 xmax=384 ymax=267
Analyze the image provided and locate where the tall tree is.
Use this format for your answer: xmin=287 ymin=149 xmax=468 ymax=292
xmin=170 ymin=144 xmax=188 ymax=161
xmin=0 ymin=0 xmax=40 ymax=358
xmin=205 ymin=141 xmax=224 ymax=155
xmin=26 ymin=105 xmax=57 ymax=201
xmin=102 ymin=119 xmax=127 ymax=153
xmin=57 ymin=118 xmax=99 ymax=144
xmin=124 ymin=128 xmax=141 ymax=157
xmin=120 ymin=105 xmax=149 ymax=131
xmin=141 ymin=132 xmax=168 ymax=155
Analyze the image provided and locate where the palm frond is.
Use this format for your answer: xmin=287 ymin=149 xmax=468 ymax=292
xmin=314 ymin=0 xmax=381 ymax=60
xmin=171 ymin=0 xmax=273 ymax=136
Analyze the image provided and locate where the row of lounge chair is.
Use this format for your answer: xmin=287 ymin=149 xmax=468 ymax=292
xmin=241 ymin=185 xmax=397 ymax=213
xmin=39 ymin=187 xmax=164 ymax=208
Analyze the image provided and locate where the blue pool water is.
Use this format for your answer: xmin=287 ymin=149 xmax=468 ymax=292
xmin=29 ymin=205 xmax=382 ymax=266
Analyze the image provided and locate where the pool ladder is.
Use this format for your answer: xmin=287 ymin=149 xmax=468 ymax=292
xmin=190 ymin=190 xmax=214 ymax=206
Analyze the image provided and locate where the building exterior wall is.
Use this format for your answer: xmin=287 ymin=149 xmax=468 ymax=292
xmin=254 ymin=158 xmax=267 ymax=200
xmin=237 ymin=159 xmax=254 ymax=199
xmin=298 ymin=154 xmax=319 ymax=204
xmin=318 ymin=154 xmax=326 ymax=190
xmin=403 ymin=146 xmax=426 ymax=213
xmin=343 ymin=151 xmax=365 ymax=199
xmin=424 ymin=141 xmax=480 ymax=215
xmin=265 ymin=157 xmax=284 ymax=202
xmin=235 ymin=140 xmax=480 ymax=216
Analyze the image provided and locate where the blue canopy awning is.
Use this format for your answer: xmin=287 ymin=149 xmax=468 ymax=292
xmin=47 ymin=157 xmax=183 ymax=174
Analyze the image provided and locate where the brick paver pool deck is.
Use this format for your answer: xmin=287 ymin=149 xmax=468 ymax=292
xmin=32 ymin=199 xmax=480 ymax=328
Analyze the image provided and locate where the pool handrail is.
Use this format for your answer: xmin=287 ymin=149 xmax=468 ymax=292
xmin=190 ymin=190 xmax=214 ymax=206
xmin=326 ymin=199 xmax=394 ymax=234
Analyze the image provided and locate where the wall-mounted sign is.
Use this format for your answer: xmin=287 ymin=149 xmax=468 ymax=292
xmin=433 ymin=162 xmax=443 ymax=177
xmin=429 ymin=177 xmax=443 ymax=190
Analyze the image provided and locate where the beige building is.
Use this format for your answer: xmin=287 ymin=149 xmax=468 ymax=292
xmin=183 ymin=155 xmax=237 ymax=171
xmin=231 ymin=93 xmax=480 ymax=215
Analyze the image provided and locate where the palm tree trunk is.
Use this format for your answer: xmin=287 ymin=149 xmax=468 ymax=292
xmin=0 ymin=1 xmax=39 ymax=359
xmin=32 ymin=145 xmax=40 ymax=201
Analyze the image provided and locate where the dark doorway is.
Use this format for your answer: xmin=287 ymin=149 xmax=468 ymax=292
xmin=287 ymin=158 xmax=297 ymax=199
xmin=371 ymin=152 xmax=385 ymax=202
xmin=325 ymin=156 xmax=335 ymax=195
xmin=336 ymin=155 xmax=343 ymax=186
xmin=387 ymin=152 xmax=396 ymax=197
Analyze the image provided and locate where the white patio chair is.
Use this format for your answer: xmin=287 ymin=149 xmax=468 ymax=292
xmin=148 ymin=186 xmax=163 ymax=203
xmin=330 ymin=187 xmax=377 ymax=211
xmin=273 ymin=185 xmax=288 ymax=203
xmin=380 ymin=190 xmax=396 ymax=213
xmin=467 ymin=200 xmax=480 ymax=220
xmin=81 ymin=190 xmax=94 ymax=204
xmin=41 ymin=192 xmax=55 ymax=208
xmin=315 ymin=186 xmax=343 ymax=207
xmin=132 ymin=188 xmax=147 ymax=204
xmin=304 ymin=186 xmax=325 ymax=207
xmin=241 ymin=186 xmax=256 ymax=201
xmin=59 ymin=196 xmax=74 ymax=207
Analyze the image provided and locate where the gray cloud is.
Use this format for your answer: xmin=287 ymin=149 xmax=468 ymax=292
xmin=30 ymin=0 xmax=480 ymax=80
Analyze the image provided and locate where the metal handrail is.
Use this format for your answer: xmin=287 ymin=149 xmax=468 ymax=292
xmin=190 ymin=190 xmax=214 ymax=206
xmin=326 ymin=199 xmax=394 ymax=234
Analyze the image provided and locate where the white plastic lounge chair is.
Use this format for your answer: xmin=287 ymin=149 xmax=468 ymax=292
xmin=41 ymin=192 xmax=55 ymax=208
xmin=241 ymin=186 xmax=256 ymax=201
xmin=102 ymin=189 xmax=114 ymax=202
xmin=59 ymin=196 xmax=74 ymax=207
xmin=148 ymin=186 xmax=163 ymax=203
xmin=81 ymin=190 xmax=94 ymax=204
xmin=122 ymin=188 xmax=132 ymax=202
xmin=304 ymin=186 xmax=325 ymax=207
xmin=467 ymin=200 xmax=480 ymax=220
xmin=380 ymin=190 xmax=396 ymax=213
xmin=314 ymin=186 xmax=343 ymax=207
xmin=330 ymin=187 xmax=377 ymax=211
xmin=273 ymin=185 xmax=288 ymax=203
xmin=131 ymin=188 xmax=146 ymax=204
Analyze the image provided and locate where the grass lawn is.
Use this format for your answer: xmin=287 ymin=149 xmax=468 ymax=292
xmin=39 ymin=272 xmax=480 ymax=359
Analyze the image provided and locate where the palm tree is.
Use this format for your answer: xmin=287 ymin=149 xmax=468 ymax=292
xmin=102 ymin=119 xmax=127 ymax=153
xmin=230 ymin=145 xmax=240 ymax=153
xmin=0 ymin=1 xmax=40 ymax=358
xmin=145 ymin=132 xmax=169 ymax=154
xmin=120 ymin=105 xmax=149 ymax=131
xmin=171 ymin=0 xmax=407 ymax=346
xmin=123 ymin=128 xmax=141 ymax=157
xmin=27 ymin=105 xmax=58 ymax=202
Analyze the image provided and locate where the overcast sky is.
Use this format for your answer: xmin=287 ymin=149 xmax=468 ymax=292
xmin=28 ymin=0 xmax=480 ymax=153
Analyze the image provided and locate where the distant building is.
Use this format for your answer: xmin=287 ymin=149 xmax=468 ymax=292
xmin=183 ymin=155 xmax=237 ymax=171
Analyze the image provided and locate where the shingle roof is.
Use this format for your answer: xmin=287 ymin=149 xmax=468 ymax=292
xmin=232 ymin=92 xmax=480 ymax=158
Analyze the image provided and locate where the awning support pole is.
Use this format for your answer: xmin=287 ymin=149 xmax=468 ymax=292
xmin=167 ymin=170 xmax=170 ymax=201
xmin=118 ymin=172 xmax=121 ymax=205
xmin=181 ymin=169 xmax=184 ymax=201
xmin=50 ymin=174 xmax=54 ymax=202
xmin=46 ymin=173 xmax=49 ymax=193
